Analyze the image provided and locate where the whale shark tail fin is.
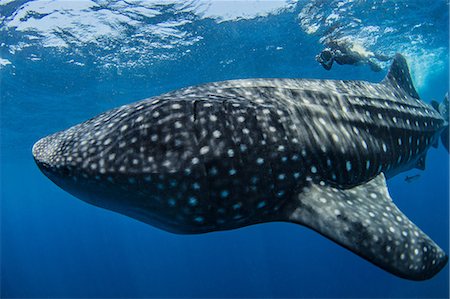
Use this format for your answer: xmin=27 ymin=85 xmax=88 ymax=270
xmin=285 ymin=173 xmax=448 ymax=280
xmin=441 ymin=126 xmax=449 ymax=153
xmin=382 ymin=53 xmax=420 ymax=99
xmin=431 ymin=93 xmax=449 ymax=152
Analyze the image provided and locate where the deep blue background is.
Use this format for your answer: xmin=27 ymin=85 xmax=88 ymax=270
xmin=1 ymin=1 xmax=449 ymax=297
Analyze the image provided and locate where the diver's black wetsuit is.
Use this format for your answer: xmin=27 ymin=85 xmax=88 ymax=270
xmin=316 ymin=44 xmax=390 ymax=72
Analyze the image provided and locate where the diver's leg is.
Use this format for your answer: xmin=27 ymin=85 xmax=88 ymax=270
xmin=374 ymin=53 xmax=391 ymax=61
xmin=368 ymin=60 xmax=382 ymax=72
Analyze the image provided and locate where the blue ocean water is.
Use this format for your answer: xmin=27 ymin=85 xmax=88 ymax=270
xmin=1 ymin=0 xmax=449 ymax=297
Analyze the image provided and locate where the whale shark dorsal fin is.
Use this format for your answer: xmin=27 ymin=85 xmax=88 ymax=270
xmin=286 ymin=173 xmax=448 ymax=280
xmin=382 ymin=53 xmax=420 ymax=99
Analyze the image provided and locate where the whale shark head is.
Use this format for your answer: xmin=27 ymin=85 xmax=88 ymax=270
xmin=31 ymin=102 xmax=183 ymax=228
xmin=33 ymin=126 xmax=101 ymax=195
xmin=32 ymin=118 xmax=128 ymax=216
xmin=32 ymin=98 xmax=250 ymax=233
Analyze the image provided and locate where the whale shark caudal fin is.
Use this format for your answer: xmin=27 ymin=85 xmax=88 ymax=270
xmin=381 ymin=53 xmax=420 ymax=100
xmin=285 ymin=173 xmax=448 ymax=280
xmin=430 ymin=95 xmax=448 ymax=152
xmin=438 ymin=93 xmax=449 ymax=152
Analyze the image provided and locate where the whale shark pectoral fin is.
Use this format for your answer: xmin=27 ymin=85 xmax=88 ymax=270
xmin=286 ymin=173 xmax=448 ymax=280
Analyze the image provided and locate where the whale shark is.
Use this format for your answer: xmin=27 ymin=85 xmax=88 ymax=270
xmin=33 ymin=54 xmax=448 ymax=280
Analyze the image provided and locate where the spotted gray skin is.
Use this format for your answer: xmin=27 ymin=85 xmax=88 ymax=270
xmin=33 ymin=54 xmax=448 ymax=280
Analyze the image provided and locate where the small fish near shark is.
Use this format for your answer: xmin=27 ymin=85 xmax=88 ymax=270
xmin=33 ymin=54 xmax=449 ymax=280
xmin=404 ymin=174 xmax=421 ymax=183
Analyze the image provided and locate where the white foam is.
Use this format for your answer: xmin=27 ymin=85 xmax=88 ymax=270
xmin=201 ymin=0 xmax=296 ymax=22
xmin=6 ymin=0 xmax=134 ymax=48
xmin=3 ymin=0 xmax=296 ymax=62
xmin=0 ymin=57 xmax=12 ymax=67
xmin=349 ymin=43 xmax=374 ymax=59
xmin=405 ymin=48 xmax=447 ymax=91
xmin=0 ymin=0 xmax=16 ymax=5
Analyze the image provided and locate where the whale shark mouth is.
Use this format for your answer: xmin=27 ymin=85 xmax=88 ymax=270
xmin=32 ymin=132 xmax=64 ymax=167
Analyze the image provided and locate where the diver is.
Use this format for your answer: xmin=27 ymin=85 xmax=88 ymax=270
xmin=316 ymin=40 xmax=391 ymax=72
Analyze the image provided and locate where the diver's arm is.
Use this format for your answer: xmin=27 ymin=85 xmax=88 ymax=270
xmin=368 ymin=60 xmax=382 ymax=72
xmin=322 ymin=60 xmax=333 ymax=70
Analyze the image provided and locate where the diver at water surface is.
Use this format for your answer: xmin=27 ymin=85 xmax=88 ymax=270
xmin=316 ymin=39 xmax=391 ymax=72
